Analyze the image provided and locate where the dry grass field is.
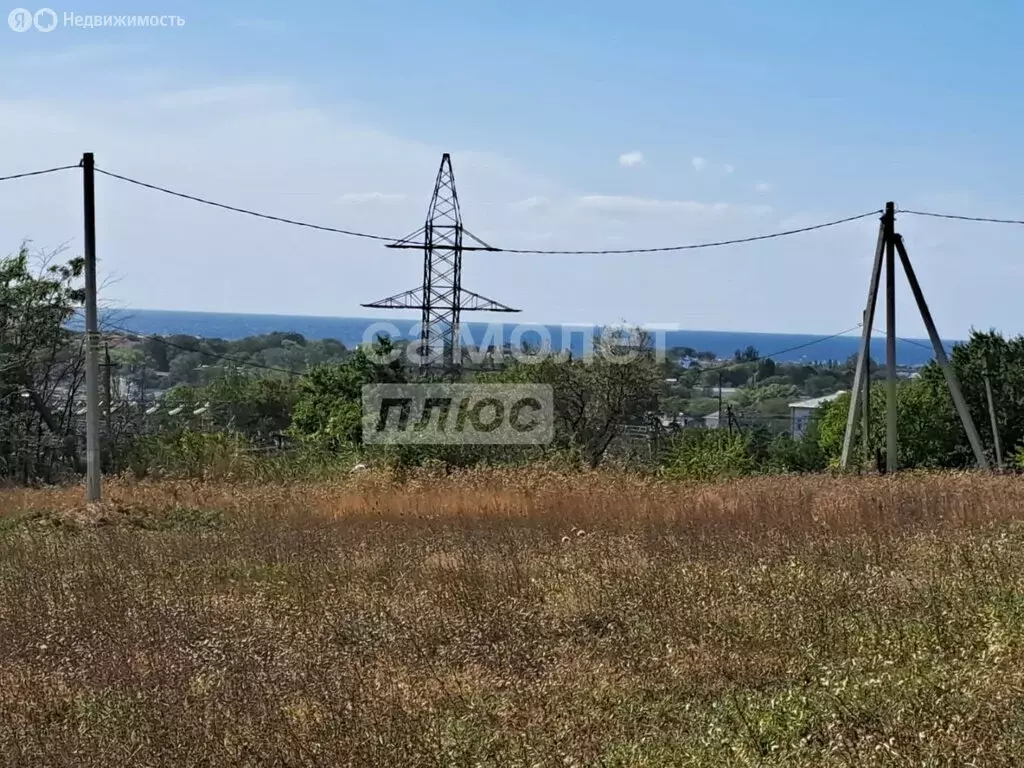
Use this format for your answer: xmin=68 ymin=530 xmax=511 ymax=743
xmin=2 ymin=469 xmax=1024 ymax=766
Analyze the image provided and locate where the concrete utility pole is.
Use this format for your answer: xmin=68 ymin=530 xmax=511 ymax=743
xmin=718 ymin=372 xmax=724 ymax=430
xmin=103 ymin=342 xmax=115 ymax=474
xmin=82 ymin=152 xmax=101 ymax=502
xmin=893 ymin=234 xmax=988 ymax=469
xmin=884 ymin=202 xmax=897 ymax=473
xmin=861 ymin=309 xmax=871 ymax=467
xmin=840 ymin=217 xmax=885 ymax=470
xmin=841 ymin=205 xmax=989 ymax=472
xmin=984 ymin=368 xmax=1003 ymax=470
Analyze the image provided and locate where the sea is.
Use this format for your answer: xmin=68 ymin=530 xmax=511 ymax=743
xmin=79 ymin=309 xmax=953 ymax=367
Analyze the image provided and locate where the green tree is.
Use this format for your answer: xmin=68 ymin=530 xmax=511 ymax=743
xmin=816 ymin=380 xmax=962 ymax=469
xmin=734 ymin=345 xmax=759 ymax=363
xmin=820 ymin=331 xmax=1024 ymax=470
xmin=141 ymin=336 xmax=170 ymax=371
xmin=484 ymin=327 xmax=661 ymax=467
xmin=0 ymin=245 xmax=86 ymax=481
xmin=290 ymin=339 xmax=405 ymax=450
xmin=203 ymin=370 xmax=298 ymax=439
xmin=917 ymin=330 xmax=1024 ymax=467
xmin=756 ymin=357 xmax=777 ymax=380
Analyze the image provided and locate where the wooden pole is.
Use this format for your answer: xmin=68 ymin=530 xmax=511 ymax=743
xmin=893 ymin=234 xmax=989 ymax=469
xmin=103 ymin=343 xmax=113 ymax=473
xmin=718 ymin=372 xmax=723 ymax=430
xmin=984 ymin=368 xmax=1003 ymax=470
xmin=862 ymin=309 xmax=871 ymax=467
xmin=884 ymin=202 xmax=897 ymax=473
xmin=840 ymin=217 xmax=885 ymax=469
xmin=82 ymin=152 xmax=101 ymax=502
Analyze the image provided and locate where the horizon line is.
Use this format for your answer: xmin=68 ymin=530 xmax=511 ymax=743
xmin=105 ymin=307 xmax=955 ymax=344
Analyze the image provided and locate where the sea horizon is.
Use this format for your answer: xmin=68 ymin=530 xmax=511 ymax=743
xmin=78 ymin=308 xmax=954 ymax=367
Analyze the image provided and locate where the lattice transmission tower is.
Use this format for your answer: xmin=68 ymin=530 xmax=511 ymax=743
xmin=363 ymin=153 xmax=519 ymax=371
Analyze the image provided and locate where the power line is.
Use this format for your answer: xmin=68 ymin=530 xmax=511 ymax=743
xmin=93 ymin=320 xmax=862 ymax=381
xmin=94 ymin=168 xmax=399 ymax=242
xmin=900 ymin=209 xmax=1024 ymax=226
xmin=0 ymin=164 xmax=80 ymax=183
xmin=495 ymin=211 xmax=884 ymax=255
xmin=686 ymin=326 xmax=863 ymax=374
xmin=101 ymin=323 xmax=311 ymax=377
xmin=94 ymin=166 xmax=882 ymax=254
xmin=9 ymin=164 xmax=1024 ymax=245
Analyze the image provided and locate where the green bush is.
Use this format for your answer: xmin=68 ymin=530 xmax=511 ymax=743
xmin=663 ymin=430 xmax=755 ymax=482
xmin=123 ymin=431 xmax=254 ymax=480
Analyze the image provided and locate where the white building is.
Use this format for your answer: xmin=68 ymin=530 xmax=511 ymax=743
xmin=789 ymin=391 xmax=847 ymax=438
xmin=704 ymin=410 xmax=724 ymax=429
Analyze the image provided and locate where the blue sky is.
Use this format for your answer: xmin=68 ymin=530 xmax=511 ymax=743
xmin=2 ymin=0 xmax=1023 ymax=336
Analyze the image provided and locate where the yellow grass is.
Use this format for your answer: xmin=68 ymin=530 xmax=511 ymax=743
xmin=2 ymin=470 xmax=1024 ymax=766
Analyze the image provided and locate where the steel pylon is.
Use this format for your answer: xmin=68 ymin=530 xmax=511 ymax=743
xmin=363 ymin=153 xmax=518 ymax=371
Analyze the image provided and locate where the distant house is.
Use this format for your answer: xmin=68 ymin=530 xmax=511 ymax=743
xmin=706 ymin=386 xmax=740 ymax=398
xmin=703 ymin=410 xmax=725 ymax=430
xmin=658 ymin=413 xmax=703 ymax=429
xmin=788 ymin=391 xmax=847 ymax=438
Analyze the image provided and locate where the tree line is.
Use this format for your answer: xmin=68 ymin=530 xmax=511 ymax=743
xmin=4 ymin=245 xmax=1023 ymax=484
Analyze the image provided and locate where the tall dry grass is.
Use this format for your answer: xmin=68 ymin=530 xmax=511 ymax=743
xmin=2 ymin=469 xmax=1024 ymax=766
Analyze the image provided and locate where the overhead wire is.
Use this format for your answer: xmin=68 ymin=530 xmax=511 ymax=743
xmin=494 ymin=211 xmax=884 ymax=255
xmin=692 ymin=326 xmax=864 ymax=375
xmin=0 ymin=164 xmax=80 ymax=182
xmin=0 ymin=164 xmax=991 ymax=367
xmin=899 ymin=209 xmax=1024 ymax=226
xmin=100 ymin=322 xmax=311 ymax=377
xmin=93 ymin=166 xmax=883 ymax=254
xmin=8 ymin=162 xmax=1024 ymax=243
xmin=93 ymin=167 xmax=399 ymax=242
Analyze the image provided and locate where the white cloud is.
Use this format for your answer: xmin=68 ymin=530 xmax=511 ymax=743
xmin=337 ymin=192 xmax=407 ymax=205
xmin=724 ymin=164 xmax=735 ymax=174
xmin=146 ymin=83 xmax=294 ymax=110
xmin=5 ymin=49 xmax=1006 ymax=335
xmin=511 ymin=195 xmax=551 ymax=211
xmin=754 ymin=182 xmax=773 ymax=193
xmin=576 ymin=195 xmax=771 ymax=217
xmin=692 ymin=156 xmax=707 ymax=171
xmin=0 ymin=69 xmax=570 ymax=320
xmin=618 ymin=151 xmax=644 ymax=168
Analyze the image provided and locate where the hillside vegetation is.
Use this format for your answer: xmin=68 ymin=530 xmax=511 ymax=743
xmin=2 ymin=471 xmax=1024 ymax=766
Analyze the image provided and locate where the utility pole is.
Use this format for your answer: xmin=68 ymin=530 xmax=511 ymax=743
xmin=862 ymin=309 xmax=871 ymax=467
xmin=884 ymin=202 xmax=897 ymax=473
xmin=102 ymin=343 xmax=114 ymax=473
xmin=82 ymin=152 xmax=101 ymax=502
xmin=983 ymin=367 xmax=1003 ymax=470
xmin=841 ymin=205 xmax=989 ymax=471
xmin=139 ymin=364 xmax=147 ymax=434
xmin=718 ymin=372 xmax=724 ymax=430
xmin=840 ymin=217 xmax=884 ymax=470
xmin=893 ymin=234 xmax=988 ymax=469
